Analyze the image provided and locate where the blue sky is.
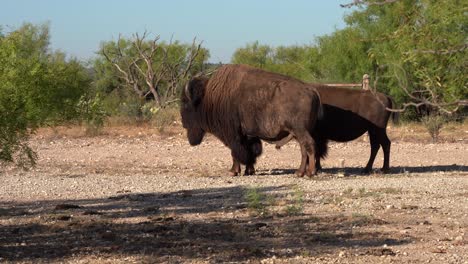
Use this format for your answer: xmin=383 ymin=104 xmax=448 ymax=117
xmin=1 ymin=0 xmax=352 ymax=63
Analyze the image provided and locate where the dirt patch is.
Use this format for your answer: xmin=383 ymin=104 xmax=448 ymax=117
xmin=0 ymin=125 xmax=467 ymax=263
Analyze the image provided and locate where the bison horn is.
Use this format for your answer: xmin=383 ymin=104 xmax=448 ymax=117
xmin=184 ymin=81 xmax=191 ymax=101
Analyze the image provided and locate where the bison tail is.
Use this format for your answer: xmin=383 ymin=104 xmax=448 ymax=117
xmin=318 ymin=102 xmax=324 ymax=120
xmin=316 ymin=139 xmax=328 ymax=159
xmin=315 ymin=90 xmax=324 ymax=120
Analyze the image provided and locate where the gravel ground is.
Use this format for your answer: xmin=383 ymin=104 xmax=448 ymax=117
xmin=0 ymin=127 xmax=467 ymax=263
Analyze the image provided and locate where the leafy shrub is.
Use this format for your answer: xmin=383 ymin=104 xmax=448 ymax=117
xmin=285 ymin=186 xmax=304 ymax=216
xmin=77 ymin=93 xmax=108 ymax=136
xmin=421 ymin=114 xmax=446 ymax=142
xmin=151 ymin=106 xmax=180 ymax=133
xmin=0 ymin=94 xmax=37 ymax=168
xmin=0 ymin=23 xmax=89 ymax=166
xmin=245 ymin=187 xmax=271 ymax=216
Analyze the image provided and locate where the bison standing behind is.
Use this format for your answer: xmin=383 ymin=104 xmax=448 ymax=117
xmin=180 ymin=64 xmax=322 ymax=177
xmin=311 ymin=85 xmax=397 ymax=173
xmin=274 ymin=84 xmax=398 ymax=173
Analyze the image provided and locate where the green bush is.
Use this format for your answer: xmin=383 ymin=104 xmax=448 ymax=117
xmin=151 ymin=106 xmax=180 ymax=133
xmin=421 ymin=114 xmax=446 ymax=142
xmin=0 ymin=94 xmax=37 ymax=168
xmin=0 ymin=23 xmax=90 ymax=166
xmin=77 ymin=93 xmax=108 ymax=136
xmin=285 ymin=187 xmax=304 ymax=216
xmin=245 ymin=187 xmax=270 ymax=216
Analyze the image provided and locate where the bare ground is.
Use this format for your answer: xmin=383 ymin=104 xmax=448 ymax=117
xmin=0 ymin=125 xmax=467 ymax=263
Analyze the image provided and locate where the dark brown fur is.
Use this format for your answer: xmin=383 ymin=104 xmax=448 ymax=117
xmin=181 ymin=64 xmax=322 ymax=177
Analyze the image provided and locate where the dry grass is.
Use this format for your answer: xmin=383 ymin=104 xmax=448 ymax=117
xmin=35 ymin=121 xmax=184 ymax=140
xmin=35 ymin=120 xmax=467 ymax=143
xmin=388 ymin=120 xmax=468 ymax=142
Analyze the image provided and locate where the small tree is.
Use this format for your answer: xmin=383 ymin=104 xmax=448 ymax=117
xmin=341 ymin=0 xmax=467 ymax=115
xmin=421 ymin=114 xmax=446 ymax=142
xmin=98 ymin=32 xmax=208 ymax=109
xmin=0 ymin=23 xmax=90 ymax=167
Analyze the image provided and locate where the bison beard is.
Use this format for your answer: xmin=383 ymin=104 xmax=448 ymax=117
xmin=180 ymin=64 xmax=322 ymax=177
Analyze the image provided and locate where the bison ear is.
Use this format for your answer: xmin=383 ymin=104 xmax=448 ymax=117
xmin=189 ymin=77 xmax=207 ymax=107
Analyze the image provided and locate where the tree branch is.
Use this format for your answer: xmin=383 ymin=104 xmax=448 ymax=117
xmin=369 ymin=66 xmax=467 ymax=115
xmin=404 ymin=43 xmax=468 ymax=55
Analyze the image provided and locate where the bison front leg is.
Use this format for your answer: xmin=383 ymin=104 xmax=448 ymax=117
xmin=229 ymin=158 xmax=256 ymax=176
xmin=245 ymin=164 xmax=256 ymax=175
xmin=244 ymin=137 xmax=261 ymax=175
xmin=229 ymin=156 xmax=241 ymax=176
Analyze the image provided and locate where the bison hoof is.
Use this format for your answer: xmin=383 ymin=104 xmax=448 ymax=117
xmin=295 ymin=170 xmax=305 ymax=177
xmin=229 ymin=171 xmax=239 ymax=176
xmin=244 ymin=169 xmax=255 ymax=176
xmin=306 ymin=170 xmax=317 ymax=178
xmin=380 ymin=167 xmax=390 ymax=174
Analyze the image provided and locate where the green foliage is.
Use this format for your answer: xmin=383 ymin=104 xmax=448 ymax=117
xmin=341 ymin=0 xmax=467 ymax=112
xmin=232 ymin=42 xmax=319 ymax=82
xmin=232 ymin=41 xmax=273 ymax=69
xmin=0 ymin=93 xmax=37 ymax=167
xmin=285 ymin=186 xmax=304 ymax=216
xmin=245 ymin=187 xmax=271 ymax=216
xmin=0 ymin=23 xmax=90 ymax=166
xmin=77 ymin=93 xmax=108 ymax=135
xmin=150 ymin=106 xmax=180 ymax=133
xmin=232 ymin=1 xmax=466 ymax=117
xmin=46 ymin=53 xmax=91 ymax=123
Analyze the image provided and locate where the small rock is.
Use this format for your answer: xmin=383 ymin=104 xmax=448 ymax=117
xmin=453 ymin=235 xmax=464 ymax=245
xmin=419 ymin=220 xmax=431 ymax=225
xmin=431 ymin=247 xmax=447 ymax=254
xmin=55 ymin=215 xmax=72 ymax=221
xmin=386 ymin=205 xmax=395 ymax=210
xmin=253 ymin=222 xmax=268 ymax=229
xmin=101 ymin=231 xmax=117 ymax=241
xmin=338 ymin=251 xmax=346 ymax=257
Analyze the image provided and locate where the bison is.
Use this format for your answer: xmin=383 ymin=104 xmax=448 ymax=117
xmin=274 ymin=84 xmax=398 ymax=173
xmin=180 ymin=64 xmax=322 ymax=177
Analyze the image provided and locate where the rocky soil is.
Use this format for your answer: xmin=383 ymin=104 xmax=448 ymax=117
xmin=0 ymin=125 xmax=467 ymax=263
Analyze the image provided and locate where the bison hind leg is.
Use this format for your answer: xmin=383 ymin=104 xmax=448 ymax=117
xmin=294 ymin=130 xmax=318 ymax=177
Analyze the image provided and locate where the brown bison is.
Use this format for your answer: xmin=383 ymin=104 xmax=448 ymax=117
xmin=274 ymin=84 xmax=398 ymax=173
xmin=180 ymin=64 xmax=322 ymax=177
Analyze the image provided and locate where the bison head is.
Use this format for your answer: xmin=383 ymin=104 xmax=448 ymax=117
xmin=180 ymin=77 xmax=208 ymax=146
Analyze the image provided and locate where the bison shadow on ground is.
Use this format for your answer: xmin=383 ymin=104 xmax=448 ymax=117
xmin=1 ymin=185 xmax=410 ymax=262
xmin=264 ymin=164 xmax=468 ymax=177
